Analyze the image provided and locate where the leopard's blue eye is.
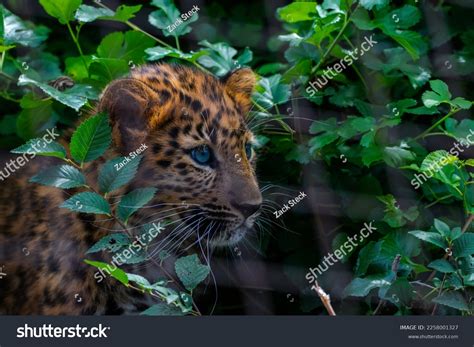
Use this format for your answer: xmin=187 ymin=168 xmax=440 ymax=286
xmin=191 ymin=145 xmax=212 ymax=165
xmin=245 ymin=143 xmax=253 ymax=159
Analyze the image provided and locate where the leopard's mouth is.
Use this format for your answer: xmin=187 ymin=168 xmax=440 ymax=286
xmin=177 ymin=208 xmax=258 ymax=248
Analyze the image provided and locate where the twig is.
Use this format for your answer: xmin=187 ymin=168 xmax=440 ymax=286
xmin=310 ymin=281 xmax=336 ymax=316
xmin=431 ymin=273 xmax=447 ymax=315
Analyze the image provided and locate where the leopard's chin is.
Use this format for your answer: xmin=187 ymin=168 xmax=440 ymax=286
xmin=210 ymin=225 xmax=250 ymax=248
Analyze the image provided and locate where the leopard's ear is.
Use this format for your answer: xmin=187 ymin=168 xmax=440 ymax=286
xmin=222 ymin=68 xmax=256 ymax=113
xmin=98 ymin=78 xmax=158 ymax=154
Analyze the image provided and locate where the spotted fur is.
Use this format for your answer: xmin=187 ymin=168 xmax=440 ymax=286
xmin=0 ymin=64 xmax=261 ymax=314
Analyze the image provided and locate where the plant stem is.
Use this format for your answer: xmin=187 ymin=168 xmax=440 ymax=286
xmin=431 ymin=273 xmax=447 ymax=315
xmin=0 ymin=51 xmax=5 ymax=71
xmin=311 ymin=282 xmax=336 ymax=316
xmin=310 ymin=3 xmax=359 ymax=76
xmin=66 ymin=22 xmax=88 ymax=71
xmin=343 ymin=35 xmax=368 ymax=90
xmin=174 ymin=36 xmax=181 ymax=50
xmin=414 ymin=108 xmax=461 ymax=141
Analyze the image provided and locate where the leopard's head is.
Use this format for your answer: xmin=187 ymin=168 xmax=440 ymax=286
xmin=99 ymin=64 xmax=261 ymax=248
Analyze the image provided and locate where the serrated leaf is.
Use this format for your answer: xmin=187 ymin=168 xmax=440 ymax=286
xmin=175 ymin=254 xmax=210 ymax=291
xmin=343 ymin=274 xmax=391 ymax=297
xmin=140 ymin=303 xmax=184 ymax=316
xmin=99 ymin=156 xmax=142 ymax=194
xmin=30 ymin=165 xmax=86 ymax=189
xmin=1 ymin=5 xmax=48 ymax=47
xmin=434 ymin=219 xmax=450 ymax=237
xmin=308 ymin=133 xmax=339 ymax=153
xmin=253 ymin=74 xmax=290 ymax=108
xmin=117 ymin=188 xmax=157 ymax=223
xmin=409 ymin=230 xmax=447 ymax=249
xmin=74 ymin=4 xmax=114 ymax=22
xmin=17 ymin=75 xmax=90 ymax=111
xmin=84 ymin=259 xmax=129 ymax=286
xmin=70 ymin=114 xmax=112 ymax=164
xmin=39 ymin=0 xmax=82 ymax=24
xmin=453 ymin=233 xmax=474 ymax=258
xmin=127 ymin=273 xmax=151 ymax=288
xmin=197 ymin=40 xmax=242 ymax=77
xmin=432 ymin=290 xmax=469 ymax=311
xmin=75 ymin=4 xmax=142 ymax=23
xmin=145 ymin=46 xmax=201 ymax=61
xmin=428 ymin=259 xmax=456 ymax=273
xmin=149 ymin=0 xmax=198 ymax=37
xmin=87 ymin=233 xmax=130 ymax=254
xmin=61 ymin=192 xmax=111 ymax=215
xmin=11 ymin=138 xmax=66 ymax=159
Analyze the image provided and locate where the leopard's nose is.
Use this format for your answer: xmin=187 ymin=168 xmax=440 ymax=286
xmin=230 ymin=200 xmax=261 ymax=218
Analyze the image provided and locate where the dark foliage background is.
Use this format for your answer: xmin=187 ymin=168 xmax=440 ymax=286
xmin=0 ymin=0 xmax=473 ymax=315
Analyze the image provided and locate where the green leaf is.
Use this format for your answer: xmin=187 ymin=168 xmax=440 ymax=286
xmin=359 ymin=0 xmax=389 ymax=11
xmin=253 ymin=74 xmax=290 ymax=108
xmin=61 ymin=192 xmax=111 ymax=215
xmin=453 ymin=233 xmax=474 ymax=258
xmin=383 ymin=142 xmax=416 ymax=167
xmin=84 ymin=259 xmax=129 ymax=286
xmin=149 ymin=0 xmax=198 ymax=37
xmin=197 ymin=40 xmax=246 ymax=77
xmin=409 ymin=230 xmax=448 ymax=249
xmin=430 ymin=80 xmax=452 ymax=100
xmin=117 ymin=188 xmax=157 ymax=223
xmin=17 ymin=75 xmax=90 ymax=111
xmin=39 ymin=0 xmax=82 ymax=24
xmin=96 ymin=31 xmax=155 ymax=63
xmin=99 ymin=156 xmax=142 ymax=194
xmin=355 ymin=241 xmax=381 ymax=276
xmin=30 ymin=165 xmax=86 ymax=189
xmin=75 ymin=4 xmax=142 ymax=23
xmin=344 ymin=274 xmax=391 ymax=297
xmin=86 ymin=233 xmax=130 ymax=254
xmin=422 ymin=80 xmax=452 ymax=108
xmin=140 ymin=303 xmax=184 ymax=316
xmin=309 ymin=118 xmax=338 ymax=134
xmin=432 ymin=290 xmax=469 ymax=311
xmin=385 ymin=278 xmax=415 ymax=306
xmin=175 ymin=254 xmax=210 ymax=291
xmin=428 ymin=259 xmax=456 ymax=273
xmin=308 ymin=133 xmax=339 ymax=153
xmin=277 ymin=2 xmax=317 ymax=23
xmin=16 ymin=96 xmax=56 ymax=140
xmin=451 ymin=97 xmax=472 ymax=110
xmin=74 ymin=5 xmax=114 ymax=22
xmin=434 ymin=219 xmax=450 ymax=237
xmin=1 ymin=5 xmax=48 ymax=47
xmin=11 ymin=138 xmax=66 ymax=159
xmin=70 ymin=114 xmax=112 ymax=164
xmin=465 ymin=186 xmax=474 ymax=215
xmin=145 ymin=46 xmax=201 ymax=62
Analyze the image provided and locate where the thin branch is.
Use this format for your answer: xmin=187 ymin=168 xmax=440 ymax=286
xmin=311 ymin=282 xmax=336 ymax=316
